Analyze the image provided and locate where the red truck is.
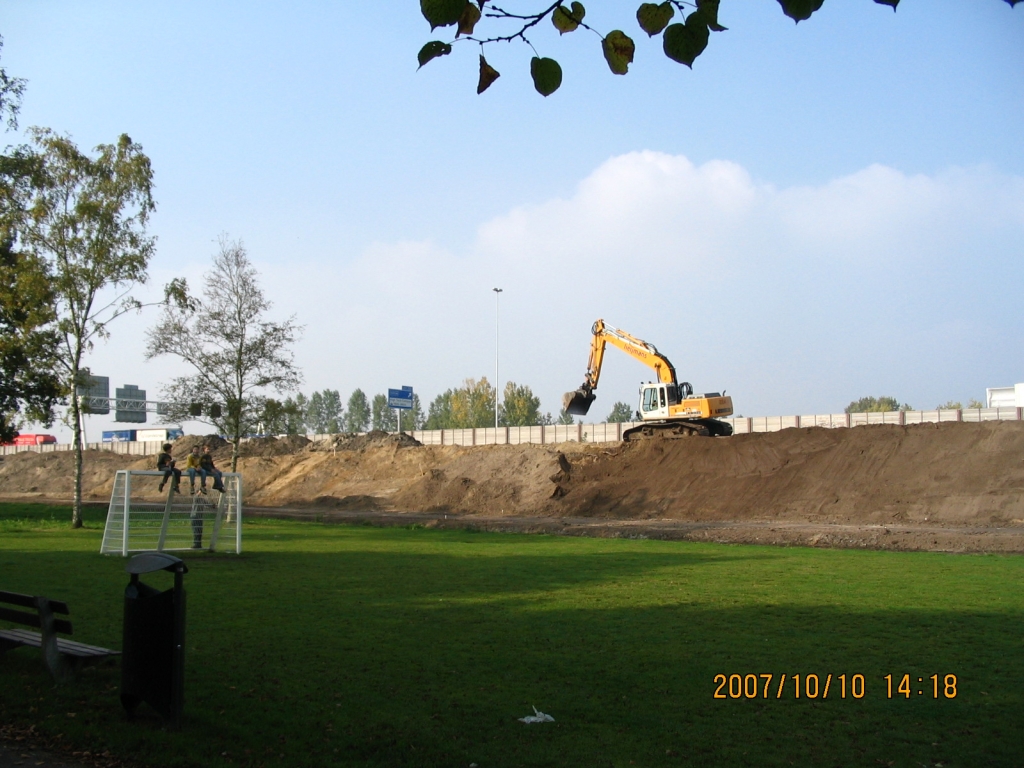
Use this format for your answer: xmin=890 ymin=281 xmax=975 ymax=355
xmin=3 ymin=434 xmax=58 ymax=446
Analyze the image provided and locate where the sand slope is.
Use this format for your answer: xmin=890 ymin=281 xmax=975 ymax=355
xmin=2 ymin=422 xmax=1022 ymax=533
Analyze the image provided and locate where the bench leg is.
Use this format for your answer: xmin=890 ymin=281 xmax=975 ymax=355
xmin=35 ymin=596 xmax=74 ymax=683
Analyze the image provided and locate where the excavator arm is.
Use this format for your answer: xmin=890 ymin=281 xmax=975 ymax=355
xmin=563 ymin=319 xmax=678 ymax=416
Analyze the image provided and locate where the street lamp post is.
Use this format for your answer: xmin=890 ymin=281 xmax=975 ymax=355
xmin=493 ymin=287 xmax=502 ymax=429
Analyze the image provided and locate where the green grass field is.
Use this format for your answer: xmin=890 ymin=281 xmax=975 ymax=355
xmin=1 ymin=502 xmax=1022 ymax=767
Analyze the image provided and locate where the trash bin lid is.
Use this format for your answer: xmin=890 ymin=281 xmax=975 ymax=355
xmin=126 ymin=552 xmax=189 ymax=575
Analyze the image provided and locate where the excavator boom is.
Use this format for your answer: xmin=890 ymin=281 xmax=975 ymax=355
xmin=563 ymin=319 xmax=677 ymax=416
xmin=562 ymin=319 xmax=733 ymax=438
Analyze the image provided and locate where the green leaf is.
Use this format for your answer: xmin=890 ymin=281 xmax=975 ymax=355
xmin=602 ymin=30 xmax=635 ymax=75
xmin=457 ymin=2 xmax=481 ymax=36
xmin=636 ymin=2 xmax=674 ymax=37
xmin=420 ymin=0 xmax=466 ymax=31
xmin=552 ymin=2 xmax=586 ymax=34
xmin=530 ymin=56 xmax=562 ymax=97
xmin=552 ymin=7 xmax=578 ymax=33
xmin=663 ymin=15 xmax=709 ymax=68
xmin=477 ymin=55 xmax=500 ymax=94
xmin=873 ymin=0 xmax=899 ymax=7
xmin=695 ymin=0 xmax=728 ymax=31
xmin=776 ymin=0 xmax=825 ymax=23
xmin=417 ymin=41 xmax=453 ymax=69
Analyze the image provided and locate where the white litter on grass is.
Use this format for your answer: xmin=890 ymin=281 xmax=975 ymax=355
xmin=518 ymin=706 xmax=555 ymax=724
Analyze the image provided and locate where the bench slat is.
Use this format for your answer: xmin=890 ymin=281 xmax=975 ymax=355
xmin=0 ymin=627 xmax=44 ymax=645
xmin=56 ymin=638 xmax=121 ymax=657
xmin=0 ymin=628 xmax=119 ymax=658
xmin=0 ymin=591 xmax=69 ymax=614
xmin=0 ymin=606 xmax=73 ymax=635
xmin=0 ymin=606 xmax=42 ymax=626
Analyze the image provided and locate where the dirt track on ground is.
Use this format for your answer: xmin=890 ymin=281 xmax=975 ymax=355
xmin=2 ymin=422 xmax=1023 ymax=553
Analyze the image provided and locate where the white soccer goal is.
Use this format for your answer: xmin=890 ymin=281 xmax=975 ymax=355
xmin=100 ymin=470 xmax=243 ymax=556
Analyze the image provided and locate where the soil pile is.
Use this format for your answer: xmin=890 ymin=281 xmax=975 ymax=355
xmin=548 ymin=421 xmax=1024 ymax=526
xmin=2 ymin=422 xmax=1023 ymax=551
xmin=175 ymin=434 xmax=229 ymax=454
xmin=238 ymin=435 xmax=311 ymax=457
xmin=0 ymin=449 xmax=154 ymax=498
xmin=310 ymin=431 xmax=422 ymax=452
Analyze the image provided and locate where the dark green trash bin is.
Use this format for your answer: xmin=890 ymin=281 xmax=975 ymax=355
xmin=120 ymin=552 xmax=188 ymax=728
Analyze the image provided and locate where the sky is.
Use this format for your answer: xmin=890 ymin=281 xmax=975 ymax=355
xmin=3 ymin=0 xmax=1023 ymax=440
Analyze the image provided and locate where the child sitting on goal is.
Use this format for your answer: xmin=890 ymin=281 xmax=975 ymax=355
xmin=184 ymin=445 xmax=202 ymax=494
xmin=157 ymin=443 xmax=181 ymax=493
xmin=198 ymin=444 xmax=225 ymax=494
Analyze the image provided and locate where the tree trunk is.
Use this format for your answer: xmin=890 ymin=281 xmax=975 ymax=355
xmin=70 ymin=382 xmax=83 ymax=529
xmin=231 ymin=434 xmax=240 ymax=473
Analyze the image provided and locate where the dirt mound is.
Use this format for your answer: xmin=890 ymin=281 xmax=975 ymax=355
xmin=0 ymin=448 xmax=152 ymax=500
xmin=313 ymin=494 xmax=385 ymax=511
xmin=549 ymin=421 xmax=1024 ymax=526
xmin=392 ymin=446 xmax=572 ymax=514
xmin=2 ymin=422 xmax=1023 ymax=552
xmin=311 ymin=430 xmax=422 ymax=452
xmin=175 ymin=434 xmax=229 ymax=454
xmin=239 ymin=435 xmax=311 ymax=457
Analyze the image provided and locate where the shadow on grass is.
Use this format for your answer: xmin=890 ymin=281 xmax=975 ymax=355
xmin=2 ymin=507 xmax=1024 ymax=765
xmin=0 ymin=502 xmax=108 ymax=527
xmin=1 ymin=525 xmax=1022 ymax=767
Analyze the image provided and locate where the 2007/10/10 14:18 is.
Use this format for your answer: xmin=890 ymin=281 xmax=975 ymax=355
xmin=713 ymin=674 xmax=958 ymax=700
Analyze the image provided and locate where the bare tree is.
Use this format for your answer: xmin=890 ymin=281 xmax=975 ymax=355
xmin=147 ymin=237 xmax=302 ymax=470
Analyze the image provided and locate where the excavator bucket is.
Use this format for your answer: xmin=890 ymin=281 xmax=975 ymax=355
xmin=563 ymin=388 xmax=596 ymax=416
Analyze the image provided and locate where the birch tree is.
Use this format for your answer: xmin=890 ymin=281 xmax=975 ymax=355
xmin=16 ymin=128 xmax=155 ymax=527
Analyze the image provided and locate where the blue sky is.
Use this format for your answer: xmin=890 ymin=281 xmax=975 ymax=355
xmin=4 ymin=1 xmax=1023 ymax=438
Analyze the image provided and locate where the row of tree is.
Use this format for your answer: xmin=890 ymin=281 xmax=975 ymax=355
xmin=258 ymin=389 xmax=417 ymax=435
xmin=263 ymin=389 xmax=994 ymax=434
xmin=257 ymin=379 xmax=639 ymax=435
xmin=845 ymin=396 xmax=986 ymax=413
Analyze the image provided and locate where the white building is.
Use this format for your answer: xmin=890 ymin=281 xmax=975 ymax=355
xmin=986 ymin=383 xmax=1024 ymax=408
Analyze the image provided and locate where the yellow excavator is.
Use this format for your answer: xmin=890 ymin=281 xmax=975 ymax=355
xmin=563 ymin=319 xmax=734 ymax=439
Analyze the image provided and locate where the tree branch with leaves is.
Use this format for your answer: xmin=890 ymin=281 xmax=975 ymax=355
xmin=418 ymin=0 xmax=1019 ymax=96
xmin=0 ymin=36 xmax=26 ymax=131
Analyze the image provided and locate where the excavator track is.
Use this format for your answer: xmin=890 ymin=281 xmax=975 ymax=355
xmin=700 ymin=418 xmax=734 ymax=437
xmin=622 ymin=419 xmax=732 ymax=442
xmin=623 ymin=422 xmax=709 ymax=441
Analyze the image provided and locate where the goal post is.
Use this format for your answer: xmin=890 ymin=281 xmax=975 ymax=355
xmin=100 ymin=470 xmax=243 ymax=556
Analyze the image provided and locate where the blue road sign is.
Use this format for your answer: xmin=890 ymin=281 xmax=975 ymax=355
xmin=388 ymin=387 xmax=414 ymax=410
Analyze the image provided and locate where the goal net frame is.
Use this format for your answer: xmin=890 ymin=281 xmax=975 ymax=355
xmin=100 ymin=470 xmax=243 ymax=556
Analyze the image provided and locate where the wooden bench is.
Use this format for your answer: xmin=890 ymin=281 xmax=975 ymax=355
xmin=0 ymin=590 xmax=120 ymax=681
